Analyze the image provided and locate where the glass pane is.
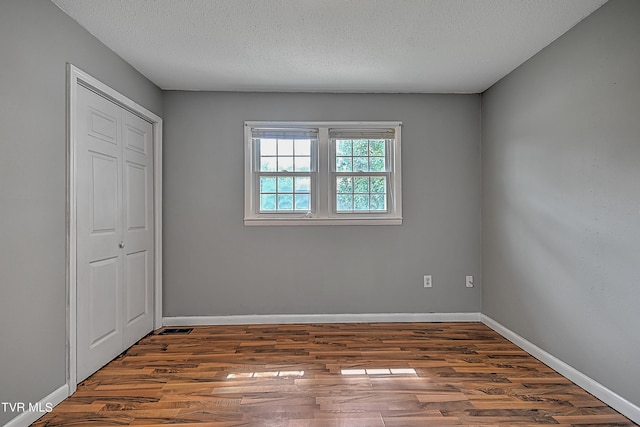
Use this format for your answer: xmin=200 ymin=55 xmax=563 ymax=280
xmin=260 ymin=176 xmax=276 ymax=193
xmin=336 ymin=195 xmax=353 ymax=212
xmin=294 ymin=139 xmax=311 ymax=155
xmin=370 ymin=194 xmax=386 ymax=211
xmin=260 ymin=156 xmax=277 ymax=172
xmin=336 ymin=157 xmax=352 ymax=172
xmin=369 ymin=157 xmax=385 ymax=172
xmin=353 ymin=157 xmax=368 ymax=172
xmin=278 ymin=139 xmax=294 ymax=155
xmin=260 ymin=194 xmax=276 ymax=211
xmin=295 ymin=177 xmax=311 ymax=193
xmin=278 ymin=156 xmax=294 ymax=172
xmin=354 ymin=194 xmax=369 ymax=211
xmin=353 ymin=140 xmax=368 ymax=156
xmin=295 ymin=194 xmax=310 ymax=210
xmin=369 ymin=140 xmax=385 ymax=156
xmin=260 ymin=138 xmax=277 ymax=156
xmin=336 ymin=177 xmax=352 ymax=193
xmin=336 ymin=140 xmax=352 ymax=156
xmin=294 ymin=156 xmax=311 ymax=172
xmin=277 ymin=194 xmax=293 ymax=210
xmin=370 ymin=177 xmax=386 ymax=193
xmin=277 ymin=176 xmax=293 ymax=193
xmin=353 ymin=177 xmax=369 ymax=193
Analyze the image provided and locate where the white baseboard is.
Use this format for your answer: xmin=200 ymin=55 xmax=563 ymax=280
xmin=3 ymin=384 xmax=68 ymax=427
xmin=481 ymin=314 xmax=640 ymax=425
xmin=163 ymin=312 xmax=481 ymax=326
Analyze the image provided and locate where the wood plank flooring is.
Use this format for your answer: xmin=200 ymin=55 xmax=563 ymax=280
xmin=34 ymin=323 xmax=636 ymax=426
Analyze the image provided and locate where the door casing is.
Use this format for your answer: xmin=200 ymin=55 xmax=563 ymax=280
xmin=66 ymin=64 xmax=163 ymax=394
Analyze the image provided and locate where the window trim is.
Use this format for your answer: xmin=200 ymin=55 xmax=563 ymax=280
xmin=244 ymin=121 xmax=402 ymax=226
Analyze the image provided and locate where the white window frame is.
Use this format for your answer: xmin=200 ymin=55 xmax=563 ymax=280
xmin=245 ymin=121 xmax=402 ymax=226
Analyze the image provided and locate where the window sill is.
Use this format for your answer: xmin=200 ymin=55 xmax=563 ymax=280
xmin=244 ymin=217 xmax=402 ymax=226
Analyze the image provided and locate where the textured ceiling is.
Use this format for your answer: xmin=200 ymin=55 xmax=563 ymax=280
xmin=51 ymin=0 xmax=607 ymax=93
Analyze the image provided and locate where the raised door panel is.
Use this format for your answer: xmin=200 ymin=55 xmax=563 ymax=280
xmin=90 ymin=154 xmax=119 ymax=234
xmin=88 ymin=108 xmax=118 ymax=146
xmin=125 ymin=251 xmax=148 ymax=325
xmin=88 ymin=257 xmax=120 ymax=348
xmin=125 ymin=162 xmax=148 ymax=231
xmin=124 ymin=120 xmax=148 ymax=155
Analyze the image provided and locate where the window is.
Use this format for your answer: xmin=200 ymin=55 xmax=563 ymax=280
xmin=245 ymin=121 xmax=402 ymax=225
xmin=252 ymin=128 xmax=317 ymax=213
xmin=331 ymin=128 xmax=394 ymax=214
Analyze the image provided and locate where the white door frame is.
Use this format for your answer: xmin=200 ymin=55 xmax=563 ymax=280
xmin=66 ymin=64 xmax=163 ymax=394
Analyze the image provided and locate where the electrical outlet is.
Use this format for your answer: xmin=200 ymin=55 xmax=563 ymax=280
xmin=466 ymin=275 xmax=474 ymax=288
xmin=424 ymin=275 xmax=432 ymax=288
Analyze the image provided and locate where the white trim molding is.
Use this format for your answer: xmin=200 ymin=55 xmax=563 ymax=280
xmin=3 ymin=384 xmax=67 ymax=427
xmin=66 ymin=64 xmax=163 ymax=396
xmin=481 ymin=314 xmax=640 ymax=425
xmin=164 ymin=312 xmax=481 ymax=326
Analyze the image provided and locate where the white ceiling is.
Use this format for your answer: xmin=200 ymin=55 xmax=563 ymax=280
xmin=51 ymin=0 xmax=607 ymax=93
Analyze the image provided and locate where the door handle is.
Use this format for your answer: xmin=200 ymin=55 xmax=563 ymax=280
xmin=119 ymin=241 xmax=125 ymax=249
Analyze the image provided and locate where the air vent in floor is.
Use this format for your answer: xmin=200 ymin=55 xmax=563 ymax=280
xmin=158 ymin=328 xmax=193 ymax=335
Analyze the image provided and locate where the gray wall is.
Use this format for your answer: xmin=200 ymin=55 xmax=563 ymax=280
xmin=482 ymin=0 xmax=640 ymax=408
xmin=163 ymin=92 xmax=481 ymax=316
xmin=0 ymin=0 xmax=162 ymax=424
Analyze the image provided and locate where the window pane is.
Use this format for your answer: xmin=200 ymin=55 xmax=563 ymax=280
xmin=260 ymin=138 xmax=277 ymax=155
xmin=294 ymin=156 xmax=311 ymax=172
xmin=336 ymin=140 xmax=352 ymax=156
xmin=353 ymin=157 xmax=368 ymax=172
xmin=278 ymin=156 xmax=294 ymax=172
xmin=295 ymin=194 xmax=310 ymax=210
xmin=260 ymin=156 xmax=277 ymax=171
xmin=336 ymin=177 xmax=352 ymax=193
xmin=370 ymin=177 xmax=386 ymax=193
xmin=370 ymin=194 xmax=386 ymax=211
xmin=260 ymin=177 xmax=277 ymax=193
xmin=334 ymin=139 xmax=387 ymax=174
xmin=336 ymin=157 xmax=352 ymax=172
xmin=277 ymin=194 xmax=293 ymax=210
xmin=369 ymin=140 xmax=385 ymax=156
xmin=260 ymin=194 xmax=276 ymax=211
xmin=369 ymin=157 xmax=385 ymax=172
xmin=295 ymin=177 xmax=311 ymax=193
xmin=259 ymin=136 xmax=316 ymax=173
xmin=278 ymin=139 xmax=294 ymax=155
xmin=277 ymin=176 xmax=293 ymax=193
xmin=353 ymin=140 xmax=368 ymax=156
xmin=336 ymin=195 xmax=353 ymax=212
xmin=335 ymin=176 xmax=387 ymax=213
xmin=354 ymin=194 xmax=369 ymax=211
xmin=294 ymin=139 xmax=311 ymax=155
xmin=260 ymin=175 xmax=312 ymax=212
xmin=353 ymin=177 xmax=369 ymax=193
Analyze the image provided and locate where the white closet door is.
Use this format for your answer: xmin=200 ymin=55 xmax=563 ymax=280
xmin=76 ymin=85 xmax=154 ymax=382
xmin=121 ymin=108 xmax=154 ymax=349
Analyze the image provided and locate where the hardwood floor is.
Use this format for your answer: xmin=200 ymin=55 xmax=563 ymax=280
xmin=34 ymin=323 xmax=636 ymax=426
